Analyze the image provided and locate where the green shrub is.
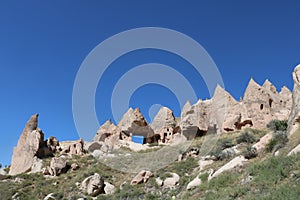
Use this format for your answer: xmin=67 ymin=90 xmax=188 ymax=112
xmin=267 ymin=120 xmax=288 ymax=132
xmin=236 ymin=131 xmax=255 ymax=144
xmin=243 ymin=146 xmax=257 ymax=159
xmin=220 ymin=139 xmax=235 ymax=150
xmin=265 ymin=131 xmax=288 ymax=152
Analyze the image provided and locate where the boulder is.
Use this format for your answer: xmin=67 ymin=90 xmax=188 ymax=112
xmin=47 ymin=156 xmax=67 ymax=176
xmin=288 ymin=64 xmax=300 ymax=136
xmin=163 ymin=173 xmax=180 ymax=188
xmin=252 ymin=133 xmax=273 ymax=152
xmin=208 ymin=156 xmax=247 ymax=181
xmin=104 ymin=181 xmax=115 ymax=194
xmin=130 ymin=170 xmax=154 ymax=185
xmin=187 ymin=175 xmax=202 ymax=190
xmin=81 ymin=173 xmax=105 ymax=197
xmin=288 ymin=144 xmax=300 ymax=156
xmin=29 ymin=156 xmax=43 ymax=173
xmin=9 ymin=114 xmax=44 ymax=175
xmin=71 ymin=163 xmax=79 ymax=171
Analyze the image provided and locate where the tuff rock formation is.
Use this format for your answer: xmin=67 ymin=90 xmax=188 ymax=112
xmin=130 ymin=170 xmax=154 ymax=185
xmin=288 ymin=64 xmax=300 ymax=136
xmin=118 ymin=108 xmax=154 ymax=142
xmin=151 ymin=107 xmax=176 ymax=133
xmin=180 ymin=79 xmax=292 ymax=139
xmin=9 ymin=114 xmax=44 ymax=175
xmin=80 ymin=173 xmax=105 ymax=197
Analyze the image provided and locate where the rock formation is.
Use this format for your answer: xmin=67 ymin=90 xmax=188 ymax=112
xmin=118 ymin=108 xmax=155 ymax=142
xmin=9 ymin=114 xmax=44 ymax=175
xmin=151 ymin=107 xmax=176 ymax=133
xmin=80 ymin=173 xmax=105 ymax=197
xmin=180 ymin=79 xmax=292 ymax=138
xmin=130 ymin=170 xmax=154 ymax=185
xmin=288 ymin=64 xmax=300 ymax=136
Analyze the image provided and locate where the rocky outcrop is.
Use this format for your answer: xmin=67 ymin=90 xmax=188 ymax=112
xmin=46 ymin=156 xmax=68 ymax=176
xmin=208 ymin=156 xmax=247 ymax=181
xmin=9 ymin=114 xmax=44 ymax=175
xmin=80 ymin=173 xmax=105 ymax=197
xmin=180 ymin=79 xmax=291 ymax=137
xmin=104 ymin=182 xmax=115 ymax=194
xmin=288 ymin=64 xmax=300 ymax=136
xmin=94 ymin=120 xmax=120 ymax=141
xmin=163 ymin=172 xmax=180 ymax=188
xmin=151 ymin=107 xmax=176 ymax=133
xmin=130 ymin=170 xmax=154 ymax=185
xmin=288 ymin=144 xmax=300 ymax=156
xmin=118 ymin=108 xmax=154 ymax=141
xmin=187 ymin=175 xmax=202 ymax=190
xmin=61 ymin=139 xmax=85 ymax=155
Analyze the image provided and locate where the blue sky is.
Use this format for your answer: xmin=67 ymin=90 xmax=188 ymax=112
xmin=0 ymin=1 xmax=299 ymax=166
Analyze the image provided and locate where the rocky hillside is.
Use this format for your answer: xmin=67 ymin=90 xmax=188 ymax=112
xmin=1 ymin=65 xmax=300 ymax=200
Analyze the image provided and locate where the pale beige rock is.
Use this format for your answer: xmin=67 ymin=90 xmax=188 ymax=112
xmin=94 ymin=120 xmax=121 ymax=142
xmin=48 ymin=156 xmax=67 ymax=176
xmin=252 ymin=132 xmax=273 ymax=152
xmin=163 ymin=173 xmax=180 ymax=188
xmin=118 ymin=108 xmax=154 ymax=140
xmin=81 ymin=173 xmax=104 ymax=197
xmin=288 ymin=144 xmax=300 ymax=156
xmin=208 ymin=156 xmax=247 ymax=181
xmin=198 ymin=159 xmax=214 ymax=171
xmin=187 ymin=175 xmax=202 ymax=190
xmin=130 ymin=170 xmax=154 ymax=185
xmin=29 ymin=156 xmax=43 ymax=174
xmin=288 ymin=64 xmax=300 ymax=136
xmin=151 ymin=107 xmax=176 ymax=133
xmin=61 ymin=139 xmax=85 ymax=155
xmin=9 ymin=114 xmax=44 ymax=175
xmin=104 ymin=182 xmax=115 ymax=194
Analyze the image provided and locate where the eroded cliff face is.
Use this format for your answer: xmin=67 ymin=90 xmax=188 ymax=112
xmin=288 ymin=64 xmax=300 ymax=136
xmin=179 ymin=78 xmax=292 ymax=137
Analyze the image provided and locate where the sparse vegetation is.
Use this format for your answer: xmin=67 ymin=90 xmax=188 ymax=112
xmin=267 ymin=119 xmax=288 ymax=132
xmin=237 ymin=130 xmax=256 ymax=144
xmin=266 ymin=130 xmax=288 ymax=153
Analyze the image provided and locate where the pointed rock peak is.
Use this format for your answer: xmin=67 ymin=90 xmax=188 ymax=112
xmin=213 ymin=84 xmax=226 ymax=97
xmin=25 ymin=113 xmax=39 ymax=132
xmin=280 ymin=86 xmax=291 ymax=94
xmin=247 ymin=78 xmax=261 ymax=88
xmin=262 ymin=79 xmax=278 ymax=94
xmin=101 ymin=119 xmax=113 ymax=127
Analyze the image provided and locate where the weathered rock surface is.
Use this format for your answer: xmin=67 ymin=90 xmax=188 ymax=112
xmin=9 ymin=114 xmax=44 ymax=175
xmin=104 ymin=181 xmax=115 ymax=194
xmin=288 ymin=64 xmax=300 ymax=136
xmin=118 ymin=108 xmax=154 ymax=141
xmin=208 ymin=156 xmax=247 ymax=181
xmin=130 ymin=170 xmax=154 ymax=185
xmin=61 ymin=139 xmax=85 ymax=155
xmin=187 ymin=175 xmax=202 ymax=190
xmin=80 ymin=173 xmax=105 ymax=197
xmin=180 ymin=79 xmax=291 ymax=137
xmin=151 ymin=107 xmax=176 ymax=133
xmin=163 ymin=172 xmax=180 ymax=188
xmin=288 ymin=144 xmax=300 ymax=156
xmin=47 ymin=156 xmax=67 ymax=176
xmin=94 ymin=120 xmax=121 ymax=143
xmin=252 ymin=132 xmax=273 ymax=152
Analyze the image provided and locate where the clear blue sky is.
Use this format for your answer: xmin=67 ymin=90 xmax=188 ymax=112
xmin=0 ymin=1 xmax=299 ymax=166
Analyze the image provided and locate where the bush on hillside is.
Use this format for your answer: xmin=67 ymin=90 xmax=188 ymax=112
xmin=266 ymin=131 xmax=288 ymax=152
xmin=236 ymin=131 xmax=256 ymax=144
xmin=267 ymin=120 xmax=288 ymax=132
